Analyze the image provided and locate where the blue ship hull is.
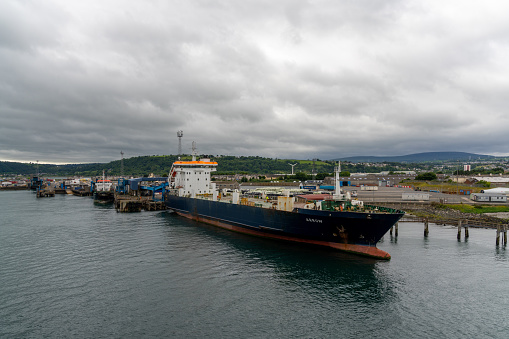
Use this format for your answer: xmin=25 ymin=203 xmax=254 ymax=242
xmin=164 ymin=194 xmax=404 ymax=259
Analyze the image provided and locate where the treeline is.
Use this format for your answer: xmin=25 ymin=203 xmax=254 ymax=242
xmin=0 ymin=156 xmax=413 ymax=176
xmin=5 ymin=155 xmax=503 ymax=177
xmin=2 ymin=156 xmax=337 ymax=176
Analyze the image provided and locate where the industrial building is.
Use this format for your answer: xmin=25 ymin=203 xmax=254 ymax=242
xmin=323 ymin=173 xmax=416 ymax=187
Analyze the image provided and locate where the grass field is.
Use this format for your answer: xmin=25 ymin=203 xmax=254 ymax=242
xmin=447 ymin=204 xmax=509 ymax=214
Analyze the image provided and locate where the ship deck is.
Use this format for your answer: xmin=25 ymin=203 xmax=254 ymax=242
xmin=181 ymin=193 xmax=403 ymax=214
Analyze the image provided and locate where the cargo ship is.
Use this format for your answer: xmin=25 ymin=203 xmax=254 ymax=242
xmin=164 ymin=154 xmax=404 ymax=259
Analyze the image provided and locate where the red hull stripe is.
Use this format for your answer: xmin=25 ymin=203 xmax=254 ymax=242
xmin=175 ymin=211 xmax=391 ymax=260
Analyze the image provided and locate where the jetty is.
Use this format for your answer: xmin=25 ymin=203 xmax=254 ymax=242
xmin=36 ymin=189 xmax=55 ymax=198
xmin=114 ymin=195 xmax=166 ymax=212
xmin=72 ymin=187 xmax=93 ymax=197
xmin=113 ymin=177 xmax=168 ymax=212
xmin=0 ymin=185 xmax=29 ymax=191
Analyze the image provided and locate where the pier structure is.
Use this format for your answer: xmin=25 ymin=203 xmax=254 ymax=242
xmin=72 ymin=186 xmax=93 ymax=196
xmin=401 ymin=215 xmax=508 ymax=244
xmin=22 ymin=174 xmax=168 ymax=212
xmin=114 ymin=195 xmax=166 ymax=212
xmin=390 ymin=222 xmax=399 ymax=237
xmin=496 ymin=225 xmax=508 ymax=246
xmin=114 ymin=177 xmax=168 ymax=212
xmin=36 ymin=188 xmax=55 ymax=198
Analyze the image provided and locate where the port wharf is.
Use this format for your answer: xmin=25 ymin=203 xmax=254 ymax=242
xmin=7 ymin=174 xmax=509 ymax=249
xmin=0 ymin=185 xmax=29 ymax=190
xmin=114 ymin=195 xmax=166 ymax=212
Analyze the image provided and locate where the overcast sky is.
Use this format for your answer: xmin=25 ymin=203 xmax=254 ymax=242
xmin=1 ymin=0 xmax=509 ymax=164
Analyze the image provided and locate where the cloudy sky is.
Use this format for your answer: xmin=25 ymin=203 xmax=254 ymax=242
xmin=1 ymin=0 xmax=509 ymax=164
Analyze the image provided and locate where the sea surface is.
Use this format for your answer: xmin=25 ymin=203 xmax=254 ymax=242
xmin=1 ymin=190 xmax=508 ymax=338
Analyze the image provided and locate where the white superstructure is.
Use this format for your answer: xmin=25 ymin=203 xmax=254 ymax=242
xmin=95 ymin=180 xmax=113 ymax=191
xmin=168 ymin=158 xmax=218 ymax=196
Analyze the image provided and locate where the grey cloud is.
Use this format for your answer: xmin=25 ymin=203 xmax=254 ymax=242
xmin=1 ymin=0 xmax=509 ymax=164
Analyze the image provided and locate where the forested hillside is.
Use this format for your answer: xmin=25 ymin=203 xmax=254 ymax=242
xmin=2 ymin=155 xmax=414 ymax=176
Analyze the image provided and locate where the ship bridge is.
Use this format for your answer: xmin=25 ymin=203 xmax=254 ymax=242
xmin=169 ymin=159 xmax=218 ymax=196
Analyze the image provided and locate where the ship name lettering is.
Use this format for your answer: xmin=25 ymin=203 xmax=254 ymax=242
xmin=306 ymin=218 xmax=322 ymax=223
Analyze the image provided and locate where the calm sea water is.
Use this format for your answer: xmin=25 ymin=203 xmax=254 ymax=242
xmin=1 ymin=190 xmax=508 ymax=338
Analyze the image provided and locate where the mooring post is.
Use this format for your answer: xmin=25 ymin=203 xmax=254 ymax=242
xmin=504 ymin=225 xmax=507 ymax=245
xmin=424 ymin=218 xmax=429 ymax=237
xmin=457 ymin=220 xmax=462 ymax=240
xmin=465 ymin=224 xmax=469 ymax=238
xmin=395 ymin=222 xmax=399 ymax=237
xmin=496 ymin=225 xmax=500 ymax=246
xmin=390 ymin=226 xmax=393 ymax=236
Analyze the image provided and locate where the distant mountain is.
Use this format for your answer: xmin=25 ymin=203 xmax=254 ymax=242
xmin=335 ymin=152 xmax=496 ymax=163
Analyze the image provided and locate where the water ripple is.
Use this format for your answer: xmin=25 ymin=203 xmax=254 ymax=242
xmin=2 ymin=192 xmax=509 ymax=338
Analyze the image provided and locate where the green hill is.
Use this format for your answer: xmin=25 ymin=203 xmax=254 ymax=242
xmin=1 ymin=156 xmax=337 ymax=176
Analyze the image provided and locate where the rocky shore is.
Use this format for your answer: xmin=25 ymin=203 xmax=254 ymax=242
xmin=404 ymin=204 xmax=509 ymax=225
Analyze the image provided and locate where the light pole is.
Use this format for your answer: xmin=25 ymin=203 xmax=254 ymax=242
xmin=456 ymin=161 xmax=460 ymax=204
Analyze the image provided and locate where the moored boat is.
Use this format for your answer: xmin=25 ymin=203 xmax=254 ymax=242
xmin=164 ymin=152 xmax=404 ymax=259
xmin=93 ymin=171 xmax=114 ymax=203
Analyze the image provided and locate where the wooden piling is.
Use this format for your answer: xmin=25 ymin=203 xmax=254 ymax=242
xmin=424 ymin=218 xmax=429 ymax=237
xmin=504 ymin=225 xmax=507 ymax=245
xmin=496 ymin=225 xmax=500 ymax=246
xmin=465 ymin=226 xmax=469 ymax=238
xmin=395 ymin=222 xmax=398 ymax=237
xmin=457 ymin=220 xmax=462 ymax=240
xmin=390 ymin=226 xmax=393 ymax=235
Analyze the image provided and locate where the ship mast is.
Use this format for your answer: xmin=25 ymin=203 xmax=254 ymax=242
xmin=334 ymin=161 xmax=341 ymax=198
xmin=191 ymin=141 xmax=197 ymax=161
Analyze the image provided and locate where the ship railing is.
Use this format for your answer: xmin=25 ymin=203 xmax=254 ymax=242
xmin=364 ymin=204 xmax=405 ymax=214
xmin=320 ymin=200 xmax=404 ymax=214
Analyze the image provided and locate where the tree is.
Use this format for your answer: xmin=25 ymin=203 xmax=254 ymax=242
xmin=415 ymin=172 xmax=437 ymax=181
xmin=294 ymin=172 xmax=309 ymax=181
xmin=477 ymin=180 xmax=490 ymax=188
xmin=315 ymin=173 xmax=329 ymax=180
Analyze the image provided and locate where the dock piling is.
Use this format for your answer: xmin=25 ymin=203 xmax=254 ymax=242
xmin=496 ymin=225 xmax=500 ymax=246
xmin=424 ymin=218 xmax=429 ymax=237
xmin=457 ymin=220 xmax=462 ymax=240
xmin=395 ymin=222 xmax=398 ymax=237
